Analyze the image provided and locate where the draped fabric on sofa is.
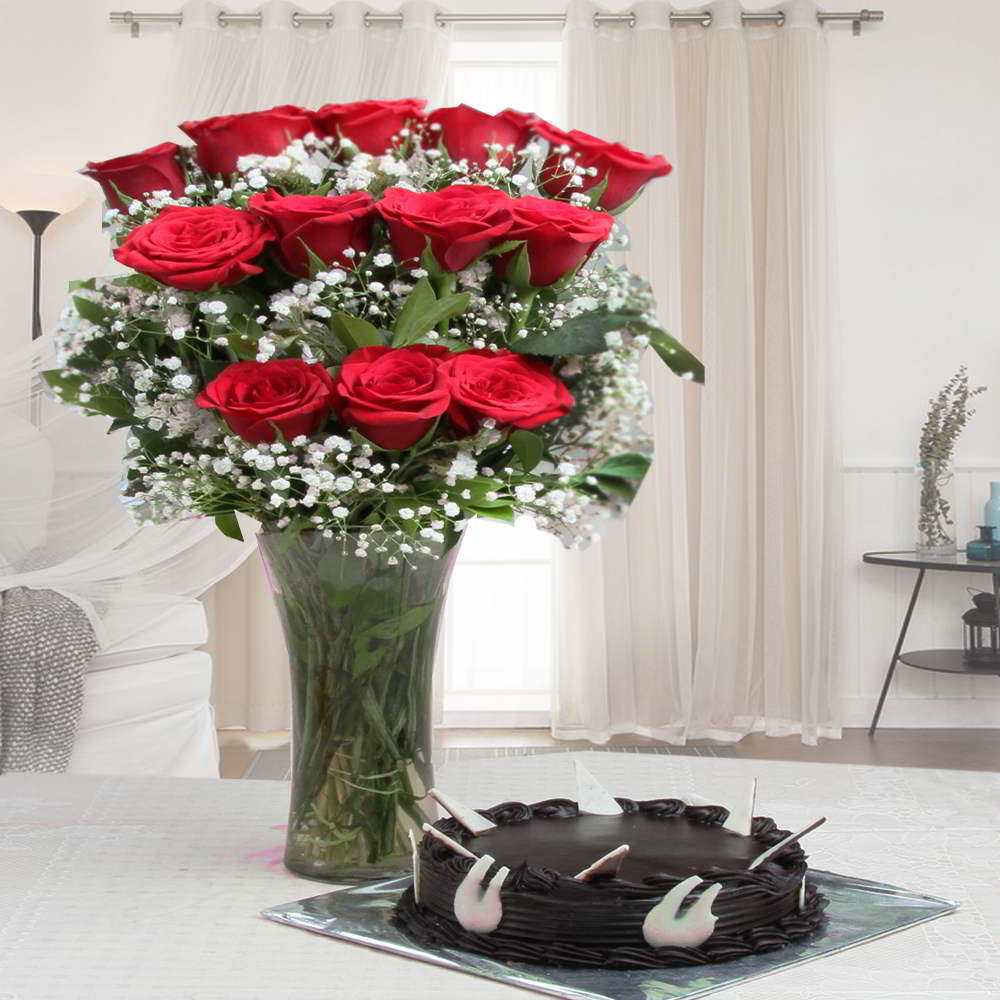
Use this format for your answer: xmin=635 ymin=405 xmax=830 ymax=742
xmin=166 ymin=0 xmax=452 ymax=734
xmin=552 ymin=0 xmax=841 ymax=745
xmin=0 ymin=331 xmax=257 ymax=772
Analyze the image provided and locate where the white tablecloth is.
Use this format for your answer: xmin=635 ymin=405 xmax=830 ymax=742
xmin=1 ymin=753 xmax=997 ymax=1000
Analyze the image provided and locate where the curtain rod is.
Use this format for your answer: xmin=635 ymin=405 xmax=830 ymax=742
xmin=109 ymin=9 xmax=885 ymax=36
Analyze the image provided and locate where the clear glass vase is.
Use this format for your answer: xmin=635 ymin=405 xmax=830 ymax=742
xmin=915 ymin=458 xmax=957 ymax=557
xmin=258 ymin=529 xmax=461 ymax=883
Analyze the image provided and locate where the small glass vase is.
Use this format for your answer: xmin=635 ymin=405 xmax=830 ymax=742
xmin=258 ymin=528 xmax=461 ymax=883
xmin=915 ymin=458 xmax=957 ymax=557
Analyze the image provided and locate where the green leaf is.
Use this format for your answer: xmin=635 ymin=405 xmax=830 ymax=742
xmin=298 ymin=240 xmax=333 ymax=278
xmin=197 ymin=358 xmax=232 ymax=384
xmin=465 ymin=503 xmax=515 ymax=524
xmin=356 ymin=602 xmax=436 ymax=641
xmin=85 ymin=394 xmax=133 ymax=421
xmin=392 ymin=288 xmax=472 ymax=347
xmin=107 ymin=417 xmax=136 ymax=432
xmin=480 ymin=238 xmax=525 ymax=259
xmin=330 ymin=311 xmax=385 ymax=351
xmin=351 ymin=637 xmax=386 ymax=678
xmin=73 ymin=295 xmax=112 ymax=327
xmin=390 ymin=277 xmax=435 ymax=343
xmin=214 ymin=512 xmax=244 ymax=542
xmin=593 ymin=474 xmax=639 ymax=500
xmin=510 ymin=429 xmax=544 ymax=473
xmin=68 ymin=278 xmax=97 ymax=292
xmin=592 ymin=452 xmax=651 ymax=480
xmin=508 ymin=243 xmax=533 ymax=288
xmin=322 ymin=583 xmax=363 ymax=608
xmin=110 ymin=273 xmax=161 ymax=292
xmin=511 ymin=309 xmax=632 ymax=356
xmin=648 ymin=328 xmax=705 ymax=384
xmin=585 ymin=171 xmax=610 ymax=209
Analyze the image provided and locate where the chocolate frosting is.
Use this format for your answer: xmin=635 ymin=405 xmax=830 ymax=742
xmin=394 ymin=796 xmax=827 ymax=969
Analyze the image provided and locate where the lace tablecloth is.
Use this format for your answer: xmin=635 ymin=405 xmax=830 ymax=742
xmin=1 ymin=753 xmax=997 ymax=1000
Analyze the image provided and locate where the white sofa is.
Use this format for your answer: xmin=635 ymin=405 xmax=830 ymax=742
xmin=68 ymin=598 xmax=219 ymax=777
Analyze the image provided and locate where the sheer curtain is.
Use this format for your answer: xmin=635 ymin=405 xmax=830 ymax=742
xmin=553 ymin=0 xmax=840 ymax=745
xmin=165 ymin=0 xmax=451 ymax=734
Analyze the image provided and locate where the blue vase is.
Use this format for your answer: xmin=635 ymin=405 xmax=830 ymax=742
xmin=985 ymin=482 xmax=1000 ymax=539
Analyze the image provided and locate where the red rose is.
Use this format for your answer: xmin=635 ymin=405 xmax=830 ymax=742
xmin=494 ymin=196 xmax=613 ymax=287
xmin=179 ymin=105 xmax=313 ymax=175
xmin=196 ymin=359 xmax=336 ymax=444
xmin=375 ymin=184 xmax=513 ymax=273
xmin=440 ymin=350 xmax=573 ymax=435
xmin=533 ymin=120 xmax=672 ymax=212
xmin=333 ymin=345 xmax=451 ymax=449
xmin=81 ymin=142 xmax=187 ymax=212
xmin=248 ymin=189 xmax=376 ymax=276
xmin=113 ymin=205 xmax=274 ymax=290
xmin=426 ymin=105 xmax=538 ymax=167
xmin=312 ymin=99 xmax=426 ymax=155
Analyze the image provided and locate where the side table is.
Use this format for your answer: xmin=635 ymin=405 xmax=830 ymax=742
xmin=863 ymin=550 xmax=1000 ymax=733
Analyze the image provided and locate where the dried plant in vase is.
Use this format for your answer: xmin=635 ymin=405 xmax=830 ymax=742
xmin=916 ymin=367 xmax=985 ymax=556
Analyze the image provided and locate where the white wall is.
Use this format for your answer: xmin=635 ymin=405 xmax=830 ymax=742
xmin=828 ymin=0 xmax=1000 ymax=726
xmin=3 ymin=0 xmax=999 ymax=727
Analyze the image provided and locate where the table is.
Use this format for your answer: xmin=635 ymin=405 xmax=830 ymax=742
xmin=2 ymin=753 xmax=998 ymax=1000
xmin=863 ymin=551 xmax=1000 ymax=733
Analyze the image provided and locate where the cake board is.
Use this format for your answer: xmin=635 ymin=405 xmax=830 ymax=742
xmin=262 ymin=870 xmax=957 ymax=1000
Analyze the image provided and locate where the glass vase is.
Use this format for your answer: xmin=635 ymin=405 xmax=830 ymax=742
xmin=258 ymin=529 xmax=461 ymax=883
xmin=915 ymin=458 xmax=957 ymax=557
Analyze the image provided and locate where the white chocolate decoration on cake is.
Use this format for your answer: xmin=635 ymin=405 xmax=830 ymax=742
xmin=453 ymin=854 xmax=510 ymax=934
xmin=574 ymin=761 xmax=623 ymax=816
xmin=642 ymin=876 xmax=722 ymax=949
xmin=574 ymin=844 xmax=630 ymax=881
xmin=408 ymin=829 xmax=422 ymax=904
xmin=421 ymin=821 xmax=478 ymax=859
xmin=750 ymin=816 xmax=827 ymax=869
xmin=688 ymin=777 xmax=757 ymax=837
xmin=429 ymin=787 xmax=497 ymax=836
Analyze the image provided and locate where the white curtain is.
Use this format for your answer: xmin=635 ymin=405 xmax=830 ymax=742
xmin=166 ymin=0 xmax=452 ymax=734
xmin=553 ymin=0 xmax=840 ymax=746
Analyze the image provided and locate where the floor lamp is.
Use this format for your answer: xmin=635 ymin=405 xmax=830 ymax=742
xmin=0 ymin=172 xmax=97 ymax=341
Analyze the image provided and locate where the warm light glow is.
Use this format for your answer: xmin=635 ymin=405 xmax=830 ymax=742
xmin=0 ymin=171 xmax=99 ymax=216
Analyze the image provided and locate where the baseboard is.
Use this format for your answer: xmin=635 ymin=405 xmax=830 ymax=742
xmin=838 ymin=697 xmax=1000 ymax=728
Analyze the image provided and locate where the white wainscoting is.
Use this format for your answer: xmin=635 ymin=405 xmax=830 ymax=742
xmin=840 ymin=464 xmax=1000 ymax=727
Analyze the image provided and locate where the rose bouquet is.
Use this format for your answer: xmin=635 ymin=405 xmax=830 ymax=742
xmin=49 ymin=99 xmax=701 ymax=879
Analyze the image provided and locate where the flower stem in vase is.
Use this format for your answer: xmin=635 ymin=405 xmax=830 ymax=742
xmin=259 ymin=528 xmax=461 ymax=882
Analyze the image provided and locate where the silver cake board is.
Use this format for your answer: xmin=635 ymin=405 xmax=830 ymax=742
xmin=261 ymin=870 xmax=957 ymax=1000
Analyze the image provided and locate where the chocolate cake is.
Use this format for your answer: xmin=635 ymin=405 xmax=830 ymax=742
xmin=394 ymin=766 xmax=827 ymax=969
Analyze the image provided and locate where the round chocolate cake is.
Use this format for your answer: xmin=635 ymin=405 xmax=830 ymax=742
xmin=394 ymin=786 xmax=827 ymax=969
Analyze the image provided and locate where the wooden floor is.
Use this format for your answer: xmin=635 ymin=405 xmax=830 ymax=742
xmin=219 ymin=727 xmax=1000 ymax=779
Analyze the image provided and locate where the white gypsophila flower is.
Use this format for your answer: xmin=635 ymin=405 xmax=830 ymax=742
xmin=169 ymin=373 xmax=193 ymax=391
xmin=443 ymin=502 xmax=460 ymax=517
xmin=334 ymin=476 xmax=354 ymax=492
xmin=373 ymin=253 xmax=393 ymax=267
xmin=213 ymin=457 xmax=233 ymax=475
xmin=398 ymin=508 xmax=415 ymax=520
xmin=445 ymin=451 xmax=478 ymax=486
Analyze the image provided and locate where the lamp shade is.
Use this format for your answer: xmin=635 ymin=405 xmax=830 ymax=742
xmin=0 ymin=171 xmax=98 ymax=216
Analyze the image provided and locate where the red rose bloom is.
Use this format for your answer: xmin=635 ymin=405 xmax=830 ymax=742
xmin=81 ymin=142 xmax=186 ymax=212
xmin=114 ymin=205 xmax=274 ymax=290
xmin=248 ymin=189 xmax=376 ymax=276
xmin=375 ymin=184 xmax=513 ymax=272
xmin=533 ymin=120 xmax=672 ymax=212
xmin=440 ymin=350 xmax=574 ymax=435
xmin=333 ymin=345 xmax=451 ymax=449
xmin=426 ymin=105 xmax=538 ymax=167
xmin=196 ymin=359 xmax=336 ymax=444
xmin=179 ymin=105 xmax=313 ymax=176
xmin=495 ymin=196 xmax=613 ymax=287
xmin=312 ymin=99 xmax=426 ymax=155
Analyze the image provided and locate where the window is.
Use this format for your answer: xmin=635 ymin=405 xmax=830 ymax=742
xmin=437 ymin=39 xmax=561 ymax=728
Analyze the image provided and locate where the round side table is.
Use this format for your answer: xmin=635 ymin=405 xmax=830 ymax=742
xmin=863 ymin=550 xmax=1000 ymax=733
